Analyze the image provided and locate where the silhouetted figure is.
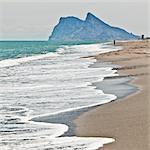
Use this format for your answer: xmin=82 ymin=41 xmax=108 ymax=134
xmin=113 ymin=40 xmax=116 ymax=45
xmin=141 ymin=35 xmax=144 ymax=40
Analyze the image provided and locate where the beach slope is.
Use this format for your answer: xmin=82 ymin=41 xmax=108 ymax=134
xmin=74 ymin=40 xmax=150 ymax=150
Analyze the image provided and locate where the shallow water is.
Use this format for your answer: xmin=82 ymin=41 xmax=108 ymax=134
xmin=0 ymin=42 xmax=119 ymax=150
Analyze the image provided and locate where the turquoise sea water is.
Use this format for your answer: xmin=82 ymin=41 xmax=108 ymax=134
xmin=0 ymin=40 xmax=103 ymax=60
xmin=0 ymin=41 xmax=60 ymax=60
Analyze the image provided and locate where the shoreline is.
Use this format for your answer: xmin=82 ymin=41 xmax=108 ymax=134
xmin=31 ymin=42 xmax=134 ymax=138
xmin=74 ymin=40 xmax=149 ymax=150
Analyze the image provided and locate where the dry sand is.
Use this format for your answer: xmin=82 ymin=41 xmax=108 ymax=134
xmin=74 ymin=40 xmax=150 ymax=150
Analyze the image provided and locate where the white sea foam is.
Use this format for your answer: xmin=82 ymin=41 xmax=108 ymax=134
xmin=0 ymin=52 xmax=59 ymax=68
xmin=0 ymin=43 xmax=121 ymax=150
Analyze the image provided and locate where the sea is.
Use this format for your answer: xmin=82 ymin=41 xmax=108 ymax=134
xmin=0 ymin=41 xmax=120 ymax=150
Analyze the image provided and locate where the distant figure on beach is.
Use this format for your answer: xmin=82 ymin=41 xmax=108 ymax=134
xmin=113 ymin=40 xmax=116 ymax=45
xmin=141 ymin=35 xmax=144 ymax=40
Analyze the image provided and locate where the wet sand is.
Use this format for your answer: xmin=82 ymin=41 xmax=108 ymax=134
xmin=74 ymin=40 xmax=150 ymax=150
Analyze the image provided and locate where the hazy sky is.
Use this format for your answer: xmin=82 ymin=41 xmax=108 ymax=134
xmin=0 ymin=0 xmax=149 ymax=40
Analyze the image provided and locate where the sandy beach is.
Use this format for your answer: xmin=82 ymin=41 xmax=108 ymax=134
xmin=74 ymin=40 xmax=150 ymax=150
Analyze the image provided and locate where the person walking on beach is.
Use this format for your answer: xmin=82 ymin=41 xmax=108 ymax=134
xmin=113 ymin=40 xmax=116 ymax=45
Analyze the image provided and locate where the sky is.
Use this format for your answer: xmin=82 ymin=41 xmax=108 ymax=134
xmin=0 ymin=0 xmax=149 ymax=41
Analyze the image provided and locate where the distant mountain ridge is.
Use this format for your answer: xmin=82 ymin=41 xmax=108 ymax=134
xmin=49 ymin=13 xmax=139 ymax=42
